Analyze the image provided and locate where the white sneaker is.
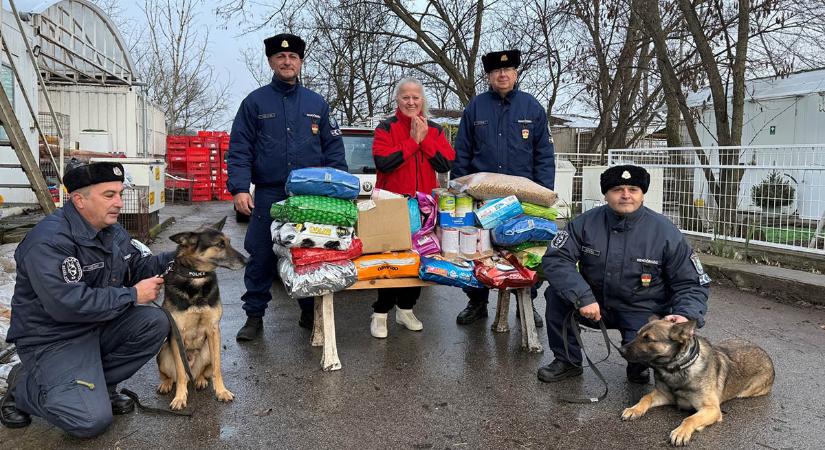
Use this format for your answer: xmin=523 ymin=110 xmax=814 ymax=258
xmin=370 ymin=313 xmax=388 ymax=338
xmin=395 ymin=308 xmax=423 ymax=331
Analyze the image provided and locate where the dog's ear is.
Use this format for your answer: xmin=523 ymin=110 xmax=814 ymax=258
xmin=647 ymin=314 xmax=662 ymax=323
xmin=210 ymin=216 xmax=227 ymax=232
xmin=170 ymin=232 xmax=198 ymax=246
xmin=668 ymin=320 xmax=697 ymax=343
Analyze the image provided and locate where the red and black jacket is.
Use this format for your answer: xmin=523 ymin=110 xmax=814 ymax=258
xmin=372 ymin=109 xmax=455 ymax=196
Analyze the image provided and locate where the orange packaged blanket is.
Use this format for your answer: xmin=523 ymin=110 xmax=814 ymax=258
xmin=353 ymin=252 xmax=421 ymax=280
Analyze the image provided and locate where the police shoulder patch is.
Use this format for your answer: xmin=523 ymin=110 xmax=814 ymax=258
xmin=61 ymin=257 xmax=83 ymax=283
xmin=329 ymin=116 xmax=339 ymax=129
xmin=550 ymin=231 xmax=569 ymax=249
xmin=690 ymin=253 xmax=705 ymax=275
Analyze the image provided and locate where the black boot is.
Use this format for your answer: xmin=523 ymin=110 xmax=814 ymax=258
xmin=537 ymin=359 xmax=584 ymax=383
xmin=626 ymin=363 xmax=650 ymax=384
xmin=108 ymin=386 xmax=135 ymax=415
xmin=456 ymin=301 xmax=488 ymax=325
xmin=298 ymin=308 xmax=314 ymax=330
xmin=0 ymin=364 xmax=32 ymax=429
xmin=236 ymin=316 xmax=263 ymax=341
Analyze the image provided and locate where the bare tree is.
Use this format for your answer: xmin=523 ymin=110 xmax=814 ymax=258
xmin=141 ymin=0 xmax=230 ymax=133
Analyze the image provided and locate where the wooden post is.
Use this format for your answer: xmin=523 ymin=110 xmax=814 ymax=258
xmin=516 ymin=287 xmax=544 ymax=353
xmin=311 ymin=295 xmax=324 ymax=347
xmin=319 ymin=293 xmax=341 ymax=371
xmin=492 ymin=289 xmax=510 ymax=333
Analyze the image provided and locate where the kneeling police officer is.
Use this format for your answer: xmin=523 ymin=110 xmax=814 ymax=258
xmin=1 ymin=160 xmax=172 ymax=437
xmin=538 ymin=165 xmax=710 ymax=384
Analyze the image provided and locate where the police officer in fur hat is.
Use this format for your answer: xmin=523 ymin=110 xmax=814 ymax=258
xmin=1 ymin=160 xmax=174 ymax=436
xmin=538 ymin=164 xmax=710 ymax=384
xmin=452 ymin=49 xmax=556 ymax=327
xmin=227 ymin=33 xmax=347 ymax=341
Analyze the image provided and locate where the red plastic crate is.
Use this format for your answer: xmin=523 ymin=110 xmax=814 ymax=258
xmin=189 ymin=137 xmax=204 ymax=147
xmin=167 ymin=135 xmax=190 ymax=145
xmin=204 ymin=138 xmax=220 ymax=149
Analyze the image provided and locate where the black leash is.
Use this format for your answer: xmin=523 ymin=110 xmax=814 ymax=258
xmin=558 ymin=310 xmax=622 ymax=404
xmin=120 ymin=388 xmax=192 ymax=417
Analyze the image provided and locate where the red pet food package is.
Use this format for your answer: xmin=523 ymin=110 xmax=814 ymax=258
xmin=290 ymin=238 xmax=363 ymax=266
xmin=473 ymin=251 xmax=537 ymax=289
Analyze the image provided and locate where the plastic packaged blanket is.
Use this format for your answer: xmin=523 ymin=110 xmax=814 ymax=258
xmin=450 ymin=172 xmax=557 ymax=207
xmin=408 ymin=198 xmax=422 ymax=234
xmin=286 ymin=167 xmax=361 ymax=200
xmin=352 ymin=252 xmax=421 ymax=280
xmin=411 ymin=192 xmax=440 ymax=256
xmin=419 ymin=256 xmax=483 ymax=289
xmin=473 ymin=253 xmax=537 ymax=289
xmin=278 ymin=258 xmax=358 ymax=299
xmin=270 ymin=195 xmax=357 ymax=227
xmin=276 ymin=222 xmax=355 ymax=250
xmin=492 ymin=216 xmax=558 ymax=247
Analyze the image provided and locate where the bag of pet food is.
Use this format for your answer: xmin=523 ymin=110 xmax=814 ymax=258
xmin=492 ymin=215 xmax=558 ymax=247
xmin=352 ymin=252 xmax=421 ymax=280
xmin=278 ymin=258 xmax=358 ymax=299
xmin=276 ymin=222 xmax=355 ymax=250
xmin=419 ymin=256 xmax=483 ymax=289
xmin=514 ymin=245 xmax=547 ymax=270
xmin=473 ymin=252 xmax=537 ymax=289
xmin=286 ymin=167 xmax=361 ymax=200
xmin=450 ymin=172 xmax=557 ymax=207
xmin=521 ymin=202 xmax=559 ymax=221
xmin=291 ymin=238 xmax=363 ymax=266
xmin=411 ymin=192 xmax=440 ymax=256
xmin=270 ymin=195 xmax=357 ymax=227
xmin=409 ymin=197 xmax=422 ymax=234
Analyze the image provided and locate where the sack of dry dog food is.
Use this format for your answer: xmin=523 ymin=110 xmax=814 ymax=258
xmin=291 ymin=238 xmax=363 ymax=266
xmin=278 ymin=258 xmax=358 ymax=299
xmin=352 ymin=252 xmax=421 ymax=280
xmin=450 ymin=172 xmax=557 ymax=207
xmin=473 ymin=252 xmax=537 ymax=289
xmin=276 ymin=222 xmax=355 ymax=250
xmin=270 ymin=195 xmax=358 ymax=227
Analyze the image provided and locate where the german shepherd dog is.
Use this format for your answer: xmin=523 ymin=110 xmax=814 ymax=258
xmin=157 ymin=217 xmax=247 ymax=410
xmin=619 ymin=317 xmax=775 ymax=446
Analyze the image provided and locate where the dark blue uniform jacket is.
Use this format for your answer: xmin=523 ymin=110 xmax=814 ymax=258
xmin=226 ymin=75 xmax=347 ymax=195
xmin=543 ymin=205 xmax=710 ymax=328
xmin=452 ymin=86 xmax=555 ymax=189
xmin=6 ymin=202 xmax=173 ymax=350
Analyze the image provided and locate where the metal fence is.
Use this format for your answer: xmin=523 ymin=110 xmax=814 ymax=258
xmin=556 ymin=152 xmax=604 ymax=213
xmin=608 ymin=145 xmax=825 ymax=255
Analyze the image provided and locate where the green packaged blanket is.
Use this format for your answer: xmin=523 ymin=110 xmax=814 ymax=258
xmin=270 ymin=195 xmax=357 ymax=227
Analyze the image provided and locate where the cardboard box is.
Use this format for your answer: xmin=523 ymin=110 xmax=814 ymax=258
xmin=356 ymin=198 xmax=412 ymax=254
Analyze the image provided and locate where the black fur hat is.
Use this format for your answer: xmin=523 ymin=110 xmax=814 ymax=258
xmin=482 ymin=50 xmax=521 ymax=73
xmin=64 ymin=159 xmax=125 ymax=192
xmin=600 ymin=164 xmax=650 ymax=194
xmin=264 ymin=33 xmax=305 ymax=59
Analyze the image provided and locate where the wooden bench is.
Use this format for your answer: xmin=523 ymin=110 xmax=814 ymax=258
xmin=310 ymin=279 xmax=543 ymax=371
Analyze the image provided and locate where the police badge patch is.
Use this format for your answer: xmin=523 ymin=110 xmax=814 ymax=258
xmin=62 ymin=257 xmax=83 ymax=283
xmin=550 ymin=230 xmax=569 ymax=249
xmin=690 ymin=253 xmax=705 ymax=274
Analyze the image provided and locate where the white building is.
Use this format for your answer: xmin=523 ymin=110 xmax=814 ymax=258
xmin=0 ymin=0 xmax=166 ymax=204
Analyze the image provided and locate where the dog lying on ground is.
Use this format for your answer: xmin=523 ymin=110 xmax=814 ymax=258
xmin=157 ymin=217 xmax=247 ymax=410
xmin=619 ymin=317 xmax=775 ymax=446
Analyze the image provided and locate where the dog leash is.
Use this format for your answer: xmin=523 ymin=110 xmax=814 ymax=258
xmin=558 ymin=310 xmax=622 ymax=404
xmin=120 ymin=388 xmax=192 ymax=417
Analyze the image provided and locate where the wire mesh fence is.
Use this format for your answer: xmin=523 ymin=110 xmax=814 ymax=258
xmin=556 ymin=152 xmax=604 ymax=213
xmin=608 ymin=145 xmax=825 ymax=255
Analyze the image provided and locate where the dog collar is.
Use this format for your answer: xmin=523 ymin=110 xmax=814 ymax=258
xmin=166 ymin=260 xmax=210 ymax=279
xmin=668 ymin=337 xmax=701 ymax=371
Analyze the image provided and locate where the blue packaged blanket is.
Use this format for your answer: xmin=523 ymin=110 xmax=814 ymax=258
xmin=408 ymin=198 xmax=422 ymax=234
xmin=492 ymin=215 xmax=558 ymax=246
xmin=419 ymin=257 xmax=483 ymax=289
xmin=286 ymin=167 xmax=361 ymax=200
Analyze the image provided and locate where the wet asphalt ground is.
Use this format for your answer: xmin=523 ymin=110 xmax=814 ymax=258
xmin=2 ymin=201 xmax=824 ymax=449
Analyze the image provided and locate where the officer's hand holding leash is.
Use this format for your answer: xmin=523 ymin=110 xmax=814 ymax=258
xmin=233 ymin=192 xmax=254 ymax=216
xmin=134 ymin=276 xmax=164 ymax=304
xmin=579 ymin=302 xmax=602 ymax=322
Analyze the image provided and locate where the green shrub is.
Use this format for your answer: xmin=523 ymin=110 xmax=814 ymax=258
xmin=750 ymin=170 xmax=795 ymax=210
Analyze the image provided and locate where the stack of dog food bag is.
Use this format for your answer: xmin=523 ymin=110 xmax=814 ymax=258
xmin=420 ymin=172 xmax=560 ymax=290
xmin=270 ymin=167 xmax=362 ymax=298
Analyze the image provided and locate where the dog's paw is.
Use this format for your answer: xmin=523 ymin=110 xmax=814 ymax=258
xmin=195 ymin=377 xmax=209 ymax=391
xmin=157 ymin=381 xmax=174 ymax=395
xmin=669 ymin=424 xmax=694 ymax=446
xmin=621 ymin=405 xmax=647 ymax=421
xmin=169 ymin=396 xmax=188 ymax=411
xmin=215 ymin=388 xmax=235 ymax=402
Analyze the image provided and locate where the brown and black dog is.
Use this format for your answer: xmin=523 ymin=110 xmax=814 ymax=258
xmin=156 ymin=217 xmax=247 ymax=410
xmin=619 ymin=318 xmax=775 ymax=446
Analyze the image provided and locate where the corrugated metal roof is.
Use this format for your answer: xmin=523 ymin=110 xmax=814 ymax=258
xmin=687 ymin=68 xmax=825 ymax=108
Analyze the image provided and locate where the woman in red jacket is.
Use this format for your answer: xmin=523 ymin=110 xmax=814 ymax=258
xmin=370 ymin=78 xmax=455 ymax=338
